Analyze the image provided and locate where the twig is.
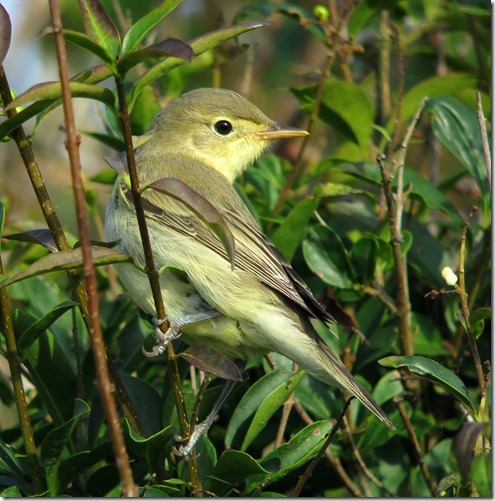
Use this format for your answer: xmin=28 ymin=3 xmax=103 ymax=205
xmin=377 ymin=10 xmax=391 ymax=123
xmin=48 ymin=1 xmax=136 ymax=495
xmin=476 ymin=92 xmax=491 ymax=189
xmin=0 ymin=254 xmax=45 ymax=494
xmin=275 ymin=391 xmax=294 ymax=448
xmin=395 ymin=397 xmax=437 ymax=496
xmin=361 ymin=282 xmax=398 ymax=315
xmin=113 ymin=76 xmax=201 ymax=490
xmin=293 ymin=397 xmax=353 ymax=497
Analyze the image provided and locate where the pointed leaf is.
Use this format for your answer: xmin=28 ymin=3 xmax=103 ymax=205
xmin=118 ymin=38 xmax=192 ymax=74
xmin=130 ymin=21 xmax=268 ymax=108
xmin=379 ymin=355 xmax=476 ymax=414
xmin=179 ymin=345 xmax=243 ymax=381
xmin=3 ymin=229 xmax=58 ymax=252
xmin=453 ymin=422 xmax=487 ymax=482
xmin=145 ymin=177 xmax=236 ymax=270
xmin=0 ymin=100 xmax=56 ymax=139
xmin=241 ymin=370 xmax=305 ymax=451
xmin=0 ymin=4 xmax=12 ymax=66
xmin=0 ymin=246 xmax=133 ymax=288
xmin=77 ymin=0 xmax=120 ymax=61
xmin=41 ymin=399 xmax=90 ymax=496
xmin=121 ymin=0 xmax=183 ymax=55
xmin=6 ymin=81 xmax=115 ymax=110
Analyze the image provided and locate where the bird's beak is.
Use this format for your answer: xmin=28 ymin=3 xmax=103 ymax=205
xmin=254 ymin=123 xmax=309 ymax=141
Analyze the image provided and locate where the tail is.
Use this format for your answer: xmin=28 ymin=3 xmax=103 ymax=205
xmin=308 ymin=334 xmax=396 ymax=430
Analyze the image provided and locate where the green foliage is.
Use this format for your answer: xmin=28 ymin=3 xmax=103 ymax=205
xmin=0 ymin=0 xmax=491 ymax=497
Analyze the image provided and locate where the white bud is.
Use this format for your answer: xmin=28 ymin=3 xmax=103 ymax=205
xmin=441 ymin=267 xmax=458 ymax=286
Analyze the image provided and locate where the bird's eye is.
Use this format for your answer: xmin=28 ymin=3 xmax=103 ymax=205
xmin=214 ymin=120 xmax=233 ymax=135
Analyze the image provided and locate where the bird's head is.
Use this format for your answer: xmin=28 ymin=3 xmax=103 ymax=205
xmin=139 ymin=88 xmax=308 ymax=183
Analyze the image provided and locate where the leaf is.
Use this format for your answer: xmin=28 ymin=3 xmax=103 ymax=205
xmin=452 ymin=422 xmax=486 ymax=482
xmin=271 ymin=196 xmax=319 ymax=261
xmin=18 ymin=300 xmax=78 ymax=354
xmin=426 ymin=96 xmax=490 ymax=226
xmin=0 ymin=246 xmax=133 ymax=288
xmin=379 ymin=355 xmax=476 ymax=414
xmin=258 ymin=420 xmax=333 ymax=481
xmin=179 ymin=345 xmax=243 ymax=381
xmin=51 ymin=29 xmax=115 ymax=64
xmin=41 ymin=399 xmax=90 ymax=496
xmin=0 ymin=438 xmax=31 ymax=495
xmin=470 ymin=453 xmax=492 ymax=497
xmin=225 ymin=369 xmax=299 ymax=449
xmin=6 ymin=81 xmax=115 ymax=110
xmin=351 ymin=236 xmax=378 ymax=283
xmin=130 ymin=21 xmax=268 ymax=108
xmin=77 ymin=0 xmax=120 ymax=62
xmin=121 ymin=0 xmax=183 ymax=55
xmin=3 ymin=229 xmax=58 ymax=252
xmin=302 ymin=224 xmax=355 ymax=289
xmin=145 ymin=177 xmax=236 ymax=270
xmin=0 ymin=3 xmax=11 ymax=66
xmin=118 ymin=38 xmax=193 ymax=74
xmin=241 ymin=370 xmax=305 ymax=451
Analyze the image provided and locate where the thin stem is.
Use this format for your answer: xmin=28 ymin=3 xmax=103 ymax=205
xmin=476 ymin=92 xmax=491 ymax=190
xmin=395 ymin=397 xmax=437 ymax=496
xmin=113 ymin=76 xmax=201 ymax=490
xmin=48 ymin=1 xmax=136 ymax=495
xmin=275 ymin=390 xmax=294 ymax=448
xmin=0 ymin=254 xmax=45 ymax=494
xmin=293 ymin=397 xmax=353 ymax=497
xmin=377 ymin=10 xmax=391 ymax=123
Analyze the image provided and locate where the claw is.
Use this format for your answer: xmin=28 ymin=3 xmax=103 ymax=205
xmin=172 ymin=420 xmax=213 ymax=458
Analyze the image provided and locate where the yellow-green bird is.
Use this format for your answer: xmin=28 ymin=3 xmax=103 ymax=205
xmin=105 ymin=88 xmax=395 ymax=451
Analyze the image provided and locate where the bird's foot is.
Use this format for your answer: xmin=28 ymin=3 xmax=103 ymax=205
xmin=172 ymin=416 xmax=217 ymax=458
xmin=142 ymin=310 xmax=221 ymax=358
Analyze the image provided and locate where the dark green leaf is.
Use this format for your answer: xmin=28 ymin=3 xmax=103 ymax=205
xmin=121 ymin=0 xmax=183 ymax=54
xmin=77 ymin=0 xmax=120 ymax=61
xmin=225 ymin=369 xmax=297 ymax=448
xmin=271 ymin=196 xmax=319 ymax=261
xmin=379 ymin=355 xmax=476 ymax=414
xmin=18 ymin=301 xmax=77 ymax=354
xmin=213 ymin=450 xmax=269 ymax=489
xmin=0 ymin=100 xmax=57 ymax=140
xmin=6 ymin=81 xmax=115 ymax=110
xmin=302 ymin=224 xmax=355 ymax=289
xmin=0 ymin=438 xmax=31 ymax=495
xmin=351 ymin=236 xmax=378 ymax=283
xmin=453 ymin=422 xmax=486 ymax=482
xmin=0 ymin=4 xmax=11 ymax=66
xmin=3 ymin=229 xmax=58 ymax=253
xmin=471 ymin=454 xmax=492 ymax=497
xmin=427 ymin=97 xmax=490 ymax=225
xmin=130 ymin=21 xmax=268 ymax=108
xmin=41 ymin=399 xmax=90 ymax=496
xmin=0 ymin=246 xmax=133 ymax=288
xmin=145 ymin=177 xmax=236 ymax=270
xmin=179 ymin=345 xmax=243 ymax=381
xmin=51 ymin=29 xmax=115 ymax=64
xmin=241 ymin=370 xmax=305 ymax=451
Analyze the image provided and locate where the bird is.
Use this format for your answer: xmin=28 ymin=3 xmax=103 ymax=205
xmin=104 ymin=88 xmax=395 ymax=453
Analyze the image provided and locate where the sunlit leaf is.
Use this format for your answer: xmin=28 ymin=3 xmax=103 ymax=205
xmin=121 ymin=0 xmax=183 ymax=55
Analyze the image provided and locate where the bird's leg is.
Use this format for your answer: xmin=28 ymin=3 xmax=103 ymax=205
xmin=142 ymin=310 xmax=221 ymax=358
xmin=173 ymin=378 xmax=238 ymax=458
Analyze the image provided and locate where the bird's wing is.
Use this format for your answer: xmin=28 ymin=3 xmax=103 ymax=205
xmin=125 ymin=170 xmax=334 ymax=325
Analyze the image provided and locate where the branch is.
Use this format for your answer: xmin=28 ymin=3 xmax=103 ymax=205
xmin=476 ymin=92 xmax=491 ymax=190
xmin=48 ymin=1 xmax=136 ymax=496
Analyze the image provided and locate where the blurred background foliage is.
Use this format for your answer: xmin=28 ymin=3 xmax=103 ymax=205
xmin=0 ymin=0 xmax=491 ymax=497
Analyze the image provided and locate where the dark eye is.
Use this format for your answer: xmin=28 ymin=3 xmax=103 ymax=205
xmin=214 ymin=120 xmax=233 ymax=135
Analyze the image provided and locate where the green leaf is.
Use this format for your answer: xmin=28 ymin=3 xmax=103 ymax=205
xmin=51 ymin=29 xmax=115 ymax=64
xmin=0 ymin=3 xmax=11 ymax=66
xmin=293 ymin=80 xmax=374 ymax=153
xmin=0 ymin=438 xmax=31 ymax=495
xmin=258 ymin=420 xmax=333 ymax=480
xmin=271 ymin=196 xmax=319 ymax=261
xmin=18 ymin=301 xmax=77 ymax=354
xmin=6 ymin=81 xmax=115 ymax=110
xmin=77 ymin=0 xmax=120 ymax=62
xmin=471 ymin=453 xmax=492 ymax=497
xmin=0 ymin=100 xmax=57 ymax=139
xmin=241 ymin=370 xmax=305 ymax=451
xmin=225 ymin=369 xmax=297 ymax=448
xmin=145 ymin=177 xmax=236 ymax=270
xmin=378 ymin=355 xmax=476 ymax=414
xmin=426 ymin=96 xmax=490 ymax=226
xmin=121 ymin=0 xmax=183 ymax=55
xmin=302 ymin=224 xmax=355 ymax=289
xmin=351 ymin=236 xmax=379 ymax=283
xmin=130 ymin=21 xmax=267 ymax=108
xmin=41 ymin=399 xmax=90 ymax=496
xmin=0 ymin=246 xmax=133 ymax=288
